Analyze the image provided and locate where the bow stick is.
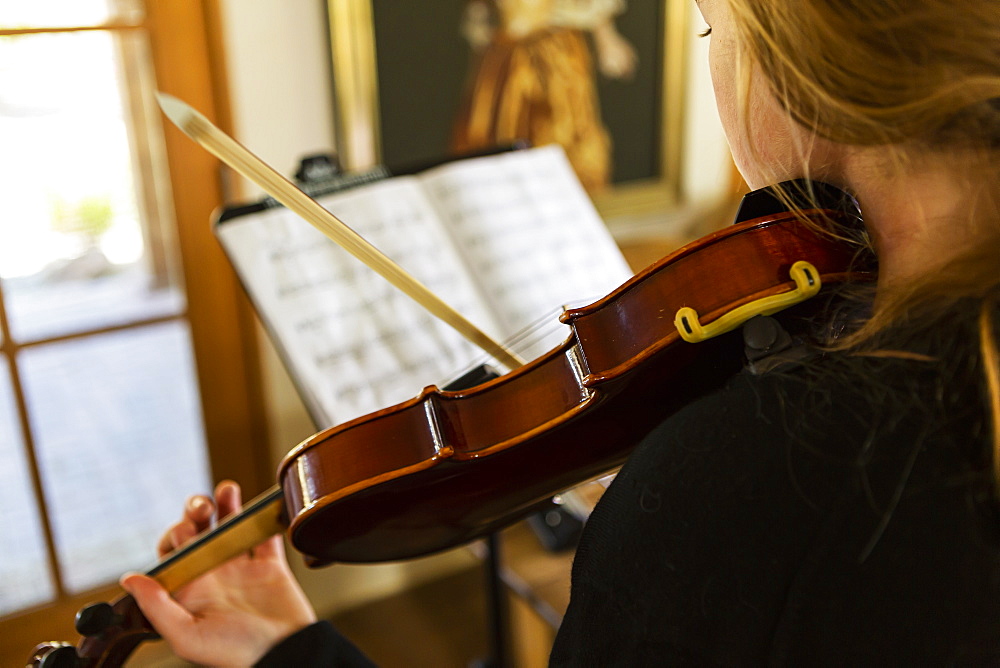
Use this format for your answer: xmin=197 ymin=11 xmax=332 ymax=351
xmin=157 ymin=93 xmax=525 ymax=371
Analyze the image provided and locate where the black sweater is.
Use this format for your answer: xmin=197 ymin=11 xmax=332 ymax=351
xmin=258 ymin=350 xmax=1000 ymax=666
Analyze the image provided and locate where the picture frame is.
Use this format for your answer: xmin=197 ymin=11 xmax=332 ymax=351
xmin=325 ymin=0 xmax=691 ymax=222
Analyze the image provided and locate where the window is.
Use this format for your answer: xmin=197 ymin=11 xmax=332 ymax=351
xmin=0 ymin=2 xmax=268 ymax=661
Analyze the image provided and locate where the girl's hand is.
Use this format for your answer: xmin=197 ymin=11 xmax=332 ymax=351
xmin=120 ymin=481 xmax=317 ymax=666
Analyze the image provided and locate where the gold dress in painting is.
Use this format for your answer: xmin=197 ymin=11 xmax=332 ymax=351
xmin=452 ymin=0 xmax=634 ymax=194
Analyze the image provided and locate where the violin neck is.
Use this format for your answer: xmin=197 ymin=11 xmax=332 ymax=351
xmin=147 ymin=485 xmax=286 ymax=592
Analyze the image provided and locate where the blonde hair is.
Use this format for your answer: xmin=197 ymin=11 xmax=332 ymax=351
xmin=726 ymin=0 xmax=1000 ymax=148
xmin=723 ymin=0 xmax=1000 ymax=481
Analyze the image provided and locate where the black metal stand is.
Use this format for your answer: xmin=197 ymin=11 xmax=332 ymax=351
xmin=479 ymin=533 xmax=510 ymax=668
xmin=439 ymin=365 xmax=511 ymax=668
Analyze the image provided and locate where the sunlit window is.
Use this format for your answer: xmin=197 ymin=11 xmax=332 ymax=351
xmin=0 ymin=1 xmax=211 ymax=617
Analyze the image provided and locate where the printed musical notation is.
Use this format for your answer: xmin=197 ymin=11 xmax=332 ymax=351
xmin=216 ymin=146 xmax=631 ymax=428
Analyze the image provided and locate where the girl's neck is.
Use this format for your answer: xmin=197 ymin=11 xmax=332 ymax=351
xmin=842 ymin=149 xmax=986 ymax=295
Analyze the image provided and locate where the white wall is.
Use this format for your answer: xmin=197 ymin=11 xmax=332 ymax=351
xmin=216 ymin=0 xmax=731 ymax=618
xmin=682 ymin=7 xmax=731 ymax=205
xmin=219 ymin=0 xmax=336 ymax=194
xmin=217 ymin=0 xmax=330 ymax=474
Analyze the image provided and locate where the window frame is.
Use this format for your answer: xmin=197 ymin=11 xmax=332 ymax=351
xmin=0 ymin=2 xmax=271 ymax=662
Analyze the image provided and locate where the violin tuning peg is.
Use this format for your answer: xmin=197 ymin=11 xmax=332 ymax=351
xmin=75 ymin=601 xmax=122 ymax=637
xmin=33 ymin=643 xmax=80 ymax=668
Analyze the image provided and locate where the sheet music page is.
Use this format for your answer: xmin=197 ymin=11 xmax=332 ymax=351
xmin=418 ymin=146 xmax=634 ymax=359
xmin=216 ymin=178 xmax=502 ymax=427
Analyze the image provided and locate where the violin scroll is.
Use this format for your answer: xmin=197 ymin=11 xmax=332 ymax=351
xmin=28 ymin=595 xmax=158 ymax=668
xmin=29 ymin=643 xmax=78 ymax=668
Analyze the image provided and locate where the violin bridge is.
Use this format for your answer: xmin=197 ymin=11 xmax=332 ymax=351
xmin=567 ymin=344 xmax=595 ymax=397
xmin=423 ymin=399 xmax=452 ymax=458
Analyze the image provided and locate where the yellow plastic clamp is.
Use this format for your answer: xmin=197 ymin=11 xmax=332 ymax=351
xmin=673 ymin=260 xmax=821 ymax=343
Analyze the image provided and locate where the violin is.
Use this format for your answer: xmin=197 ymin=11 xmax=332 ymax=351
xmin=27 ymin=181 xmax=872 ymax=666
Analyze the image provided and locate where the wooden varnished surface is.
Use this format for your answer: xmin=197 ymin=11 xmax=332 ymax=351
xmin=326 ymin=239 xmax=693 ymax=665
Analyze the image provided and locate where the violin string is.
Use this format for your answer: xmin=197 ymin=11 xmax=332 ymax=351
xmin=439 ymin=299 xmax=594 ymax=385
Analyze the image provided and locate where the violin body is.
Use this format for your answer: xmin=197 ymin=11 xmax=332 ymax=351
xmin=280 ymin=200 xmax=870 ymax=565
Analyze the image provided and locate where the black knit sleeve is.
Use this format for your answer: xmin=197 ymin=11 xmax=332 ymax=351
xmin=551 ymin=361 xmax=1000 ymax=665
xmin=254 ymin=620 xmax=376 ymax=667
xmin=550 ymin=370 xmax=846 ymax=666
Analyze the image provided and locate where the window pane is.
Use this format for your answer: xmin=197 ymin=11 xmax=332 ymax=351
xmin=0 ymin=358 xmax=54 ymax=616
xmin=0 ymin=0 xmax=143 ymax=30
xmin=21 ymin=322 xmax=211 ymax=593
xmin=0 ymin=30 xmax=183 ymax=342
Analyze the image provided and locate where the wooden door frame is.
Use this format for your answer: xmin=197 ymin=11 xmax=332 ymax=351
xmin=144 ymin=0 xmax=272 ymax=493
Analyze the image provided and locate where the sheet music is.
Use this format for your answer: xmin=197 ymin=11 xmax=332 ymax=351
xmin=217 ymin=178 xmax=502 ymax=427
xmin=216 ymin=146 xmax=633 ymax=428
xmin=420 ymin=146 xmax=633 ymax=359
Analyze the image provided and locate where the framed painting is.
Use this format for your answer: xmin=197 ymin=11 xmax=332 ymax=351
xmin=325 ymin=0 xmax=691 ymax=220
